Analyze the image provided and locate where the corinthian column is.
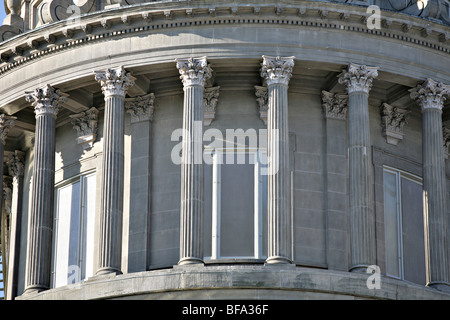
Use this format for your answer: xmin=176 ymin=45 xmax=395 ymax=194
xmin=176 ymin=57 xmax=212 ymax=265
xmin=95 ymin=67 xmax=135 ymax=275
xmin=338 ymin=63 xmax=379 ymax=272
xmin=24 ymin=85 xmax=67 ymax=293
xmin=260 ymin=55 xmax=295 ymax=264
xmin=410 ymin=79 xmax=450 ymax=292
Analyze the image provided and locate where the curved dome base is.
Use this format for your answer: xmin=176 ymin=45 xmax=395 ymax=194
xmin=16 ymin=265 xmax=450 ymax=300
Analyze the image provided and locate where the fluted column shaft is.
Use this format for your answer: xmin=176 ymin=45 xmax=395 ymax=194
xmin=410 ymin=79 xmax=450 ymax=291
xmin=339 ymin=63 xmax=379 ymax=272
xmin=176 ymin=57 xmax=211 ymax=265
xmin=95 ymin=67 xmax=135 ymax=275
xmin=24 ymin=85 xmax=66 ymax=292
xmin=260 ymin=55 xmax=295 ymax=264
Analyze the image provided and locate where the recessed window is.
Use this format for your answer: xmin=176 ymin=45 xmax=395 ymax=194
xmin=383 ymin=167 xmax=426 ymax=285
xmin=204 ymin=149 xmax=268 ymax=260
xmin=51 ymin=172 xmax=96 ymax=288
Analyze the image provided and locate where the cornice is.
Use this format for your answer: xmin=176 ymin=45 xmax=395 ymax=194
xmin=0 ymin=1 xmax=449 ymax=76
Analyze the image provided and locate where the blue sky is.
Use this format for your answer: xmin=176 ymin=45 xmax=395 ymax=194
xmin=0 ymin=1 xmax=6 ymax=26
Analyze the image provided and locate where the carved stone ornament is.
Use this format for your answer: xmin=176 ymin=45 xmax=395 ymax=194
xmin=3 ymin=175 xmax=12 ymax=216
xmin=409 ymin=78 xmax=450 ymax=112
xmin=69 ymin=107 xmax=99 ymax=149
xmin=125 ymin=92 xmax=155 ymax=123
xmin=380 ymin=103 xmax=410 ymax=145
xmin=321 ymin=90 xmax=348 ymax=120
xmin=338 ymin=63 xmax=379 ymax=94
xmin=443 ymin=125 xmax=450 ymax=159
xmin=203 ymin=86 xmax=220 ymax=126
xmin=94 ymin=66 xmax=136 ymax=98
xmin=0 ymin=113 xmax=16 ymax=144
xmin=254 ymin=85 xmax=268 ymax=125
xmin=25 ymin=84 xmax=68 ymax=118
xmin=176 ymin=57 xmax=212 ymax=88
xmin=6 ymin=149 xmax=25 ymax=177
xmin=260 ymin=55 xmax=295 ymax=86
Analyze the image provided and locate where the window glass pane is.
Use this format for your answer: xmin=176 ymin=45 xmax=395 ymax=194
xmin=220 ymin=153 xmax=254 ymax=257
xmin=204 ymin=162 xmax=212 ymax=258
xmin=383 ymin=171 xmax=401 ymax=278
xmin=83 ymin=174 xmax=96 ymax=280
xmin=53 ymin=181 xmax=81 ymax=287
xmin=401 ymin=177 xmax=426 ymax=286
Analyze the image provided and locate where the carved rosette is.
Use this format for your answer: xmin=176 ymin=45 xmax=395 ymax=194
xmin=25 ymin=84 xmax=68 ymax=118
xmin=409 ymin=78 xmax=450 ymax=112
xmin=203 ymin=86 xmax=220 ymax=126
xmin=69 ymin=107 xmax=99 ymax=149
xmin=338 ymin=63 xmax=379 ymax=94
xmin=6 ymin=150 xmax=25 ymax=178
xmin=94 ymin=66 xmax=136 ymax=98
xmin=380 ymin=103 xmax=410 ymax=145
xmin=254 ymin=85 xmax=269 ymax=125
xmin=260 ymin=55 xmax=295 ymax=86
xmin=176 ymin=57 xmax=212 ymax=88
xmin=125 ymin=93 xmax=155 ymax=123
xmin=443 ymin=125 xmax=450 ymax=159
xmin=321 ymin=90 xmax=348 ymax=120
xmin=0 ymin=114 xmax=17 ymax=144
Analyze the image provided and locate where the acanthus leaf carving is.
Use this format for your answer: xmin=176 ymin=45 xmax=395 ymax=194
xmin=321 ymin=90 xmax=348 ymax=120
xmin=125 ymin=92 xmax=155 ymax=123
xmin=203 ymin=86 xmax=220 ymax=126
xmin=380 ymin=103 xmax=410 ymax=145
xmin=338 ymin=63 xmax=379 ymax=94
xmin=69 ymin=107 xmax=99 ymax=149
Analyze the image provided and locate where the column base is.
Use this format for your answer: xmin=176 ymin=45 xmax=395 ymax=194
xmin=427 ymin=281 xmax=450 ymax=293
xmin=265 ymin=256 xmax=293 ymax=265
xmin=178 ymin=257 xmax=204 ymax=266
xmin=95 ymin=267 xmax=122 ymax=276
xmin=349 ymin=264 xmax=372 ymax=274
xmin=23 ymin=284 xmax=48 ymax=295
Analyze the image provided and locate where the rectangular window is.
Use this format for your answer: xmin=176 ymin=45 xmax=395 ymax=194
xmin=204 ymin=149 xmax=267 ymax=260
xmin=51 ymin=172 xmax=96 ymax=288
xmin=383 ymin=167 xmax=426 ymax=285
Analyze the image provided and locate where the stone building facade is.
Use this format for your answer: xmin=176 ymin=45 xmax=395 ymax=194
xmin=0 ymin=0 xmax=450 ymax=300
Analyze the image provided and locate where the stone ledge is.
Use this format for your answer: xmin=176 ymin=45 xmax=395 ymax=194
xmin=15 ymin=265 xmax=450 ymax=300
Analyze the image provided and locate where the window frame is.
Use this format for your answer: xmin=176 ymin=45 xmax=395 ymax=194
xmin=383 ymin=165 xmax=424 ymax=282
xmin=51 ymin=170 xmax=96 ymax=288
xmin=204 ymin=146 xmax=268 ymax=261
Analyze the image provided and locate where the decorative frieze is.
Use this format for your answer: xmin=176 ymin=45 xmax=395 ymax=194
xmin=260 ymin=55 xmax=295 ymax=86
xmin=25 ymin=84 xmax=68 ymax=118
xmin=409 ymin=78 xmax=450 ymax=111
xmin=176 ymin=57 xmax=212 ymax=88
xmin=254 ymin=85 xmax=268 ymax=125
xmin=69 ymin=107 xmax=99 ymax=149
xmin=94 ymin=66 xmax=136 ymax=98
xmin=338 ymin=63 xmax=379 ymax=94
xmin=321 ymin=90 xmax=348 ymax=120
xmin=203 ymin=86 xmax=220 ymax=126
xmin=380 ymin=103 xmax=409 ymax=145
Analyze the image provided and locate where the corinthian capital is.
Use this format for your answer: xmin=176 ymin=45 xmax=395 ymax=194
xmin=6 ymin=150 xmax=25 ymax=177
xmin=321 ymin=90 xmax=348 ymax=120
xmin=176 ymin=57 xmax=212 ymax=87
xmin=125 ymin=93 xmax=155 ymax=123
xmin=260 ymin=55 xmax=295 ymax=86
xmin=69 ymin=107 xmax=99 ymax=149
xmin=0 ymin=114 xmax=17 ymax=144
xmin=409 ymin=78 xmax=450 ymax=112
xmin=380 ymin=103 xmax=410 ymax=145
xmin=443 ymin=125 xmax=450 ymax=159
xmin=94 ymin=66 xmax=136 ymax=98
xmin=338 ymin=63 xmax=379 ymax=94
xmin=203 ymin=86 xmax=220 ymax=126
xmin=25 ymin=84 xmax=68 ymax=118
